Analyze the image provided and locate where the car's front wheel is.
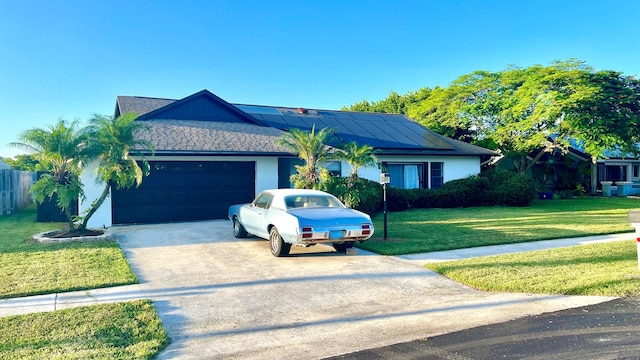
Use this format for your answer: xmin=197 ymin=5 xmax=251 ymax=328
xmin=333 ymin=242 xmax=354 ymax=253
xmin=233 ymin=217 xmax=248 ymax=238
xmin=269 ymin=227 xmax=291 ymax=257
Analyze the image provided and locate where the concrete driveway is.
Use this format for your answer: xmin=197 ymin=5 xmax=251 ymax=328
xmin=113 ymin=220 xmax=613 ymax=359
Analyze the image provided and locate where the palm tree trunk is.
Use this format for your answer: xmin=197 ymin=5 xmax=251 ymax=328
xmin=65 ymin=207 xmax=75 ymax=230
xmin=79 ymin=184 xmax=111 ymax=230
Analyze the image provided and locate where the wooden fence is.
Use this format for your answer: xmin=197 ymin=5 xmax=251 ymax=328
xmin=0 ymin=169 xmax=35 ymax=215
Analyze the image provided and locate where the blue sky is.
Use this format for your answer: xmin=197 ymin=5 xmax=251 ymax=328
xmin=1 ymin=0 xmax=639 ymax=158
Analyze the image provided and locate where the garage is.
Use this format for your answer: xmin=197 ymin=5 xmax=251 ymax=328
xmin=112 ymin=161 xmax=255 ymax=224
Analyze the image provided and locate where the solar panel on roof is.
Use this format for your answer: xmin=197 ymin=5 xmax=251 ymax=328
xmin=257 ymin=114 xmax=287 ymax=126
xmin=240 ymin=107 xmax=459 ymax=151
xmin=235 ymin=105 xmax=282 ymax=115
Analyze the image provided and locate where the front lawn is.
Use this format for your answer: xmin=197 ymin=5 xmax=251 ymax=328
xmin=0 ymin=206 xmax=137 ymax=299
xmin=361 ymin=197 xmax=639 ymax=255
xmin=426 ymin=240 xmax=640 ymax=297
xmin=0 ymin=300 xmax=170 ymax=359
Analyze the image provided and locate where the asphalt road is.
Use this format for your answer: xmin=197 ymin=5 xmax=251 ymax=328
xmin=326 ymin=297 xmax=640 ymax=360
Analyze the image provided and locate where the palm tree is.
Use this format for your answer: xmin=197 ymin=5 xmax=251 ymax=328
xmin=277 ymin=125 xmax=333 ymax=189
xmin=335 ymin=141 xmax=378 ymax=179
xmin=11 ymin=119 xmax=92 ymax=230
xmin=78 ymin=112 xmax=154 ymax=230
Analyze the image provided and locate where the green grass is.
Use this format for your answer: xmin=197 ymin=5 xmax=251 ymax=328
xmin=0 ymin=299 xmax=170 ymax=359
xmin=0 ymin=206 xmax=137 ymax=299
xmin=425 ymin=240 xmax=640 ymax=297
xmin=361 ymin=197 xmax=640 ymax=255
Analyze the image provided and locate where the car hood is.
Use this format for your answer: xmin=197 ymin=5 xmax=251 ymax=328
xmin=286 ymin=207 xmax=371 ymax=226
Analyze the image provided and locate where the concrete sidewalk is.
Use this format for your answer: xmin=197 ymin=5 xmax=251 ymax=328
xmin=0 ymin=284 xmax=148 ymax=317
xmin=396 ymin=232 xmax=636 ymax=265
xmin=1 ymin=232 xmax=633 ymax=319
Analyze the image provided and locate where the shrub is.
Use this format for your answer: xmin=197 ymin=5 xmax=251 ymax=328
xmin=386 ymin=186 xmax=416 ymax=212
xmin=383 ymin=169 xmax=535 ymax=212
xmin=410 ymin=188 xmax=439 ymax=208
xmin=324 ymin=169 xmax=535 ymax=215
xmin=320 ymin=176 xmax=382 ymax=215
xmin=438 ymin=176 xmax=490 ymax=207
xmin=480 ymin=169 xmax=535 ymax=207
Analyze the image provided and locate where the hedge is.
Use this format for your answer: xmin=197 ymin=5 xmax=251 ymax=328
xmin=322 ymin=170 xmax=535 ymax=214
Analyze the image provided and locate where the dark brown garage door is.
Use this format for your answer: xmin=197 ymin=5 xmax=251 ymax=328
xmin=112 ymin=161 xmax=255 ymax=224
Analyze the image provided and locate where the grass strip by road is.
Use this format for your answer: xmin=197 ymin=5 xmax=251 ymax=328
xmin=362 ymin=197 xmax=639 ymax=255
xmin=426 ymin=240 xmax=640 ymax=297
xmin=0 ymin=206 xmax=137 ymax=299
xmin=0 ymin=299 xmax=170 ymax=359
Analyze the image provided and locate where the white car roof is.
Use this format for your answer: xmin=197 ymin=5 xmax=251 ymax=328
xmin=262 ymin=189 xmax=332 ymax=196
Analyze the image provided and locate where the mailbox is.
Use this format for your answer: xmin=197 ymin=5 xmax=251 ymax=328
xmin=628 ymin=210 xmax=640 ymax=271
xmin=629 ymin=210 xmax=640 ymax=225
xmin=380 ymin=173 xmax=390 ymax=185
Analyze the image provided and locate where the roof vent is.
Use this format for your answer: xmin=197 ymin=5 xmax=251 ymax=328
xmin=297 ymin=107 xmax=308 ymax=114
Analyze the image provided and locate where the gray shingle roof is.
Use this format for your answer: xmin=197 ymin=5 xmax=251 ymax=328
xmin=117 ymin=96 xmax=175 ymax=117
xmin=136 ymin=119 xmax=293 ymax=155
xmin=116 ymin=90 xmax=496 ymax=157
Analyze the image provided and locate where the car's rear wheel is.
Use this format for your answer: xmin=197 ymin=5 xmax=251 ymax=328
xmin=233 ymin=217 xmax=248 ymax=238
xmin=270 ymin=227 xmax=291 ymax=257
xmin=333 ymin=242 xmax=354 ymax=253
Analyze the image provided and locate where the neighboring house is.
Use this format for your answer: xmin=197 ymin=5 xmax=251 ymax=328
xmin=498 ymin=141 xmax=640 ymax=196
xmin=592 ymin=148 xmax=640 ymax=196
xmin=81 ymin=89 xmax=496 ymax=227
xmin=496 ymin=146 xmax=592 ymax=194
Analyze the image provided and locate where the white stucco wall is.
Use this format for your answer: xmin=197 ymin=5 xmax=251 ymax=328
xmin=80 ymin=159 xmax=112 ymax=229
xmin=254 ymin=157 xmax=279 ymax=192
xmin=80 ymin=156 xmax=280 ymax=228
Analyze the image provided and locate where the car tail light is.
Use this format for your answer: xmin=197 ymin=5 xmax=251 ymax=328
xmin=361 ymin=224 xmax=371 ymax=235
xmin=301 ymin=227 xmax=313 ymax=239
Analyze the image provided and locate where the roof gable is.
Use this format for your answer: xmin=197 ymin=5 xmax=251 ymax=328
xmin=134 ymin=90 xmax=261 ymax=125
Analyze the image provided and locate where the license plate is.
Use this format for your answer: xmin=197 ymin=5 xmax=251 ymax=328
xmin=329 ymin=230 xmax=344 ymax=239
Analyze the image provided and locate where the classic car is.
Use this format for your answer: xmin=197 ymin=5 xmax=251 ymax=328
xmin=228 ymin=189 xmax=374 ymax=257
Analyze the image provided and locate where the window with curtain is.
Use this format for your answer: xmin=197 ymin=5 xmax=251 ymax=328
xmin=403 ymin=165 xmax=420 ymax=189
xmin=385 ymin=163 xmax=425 ymax=189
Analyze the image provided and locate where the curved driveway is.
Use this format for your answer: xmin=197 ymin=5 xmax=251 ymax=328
xmin=113 ymin=220 xmax=614 ymax=359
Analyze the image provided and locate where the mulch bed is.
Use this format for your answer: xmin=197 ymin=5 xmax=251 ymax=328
xmin=44 ymin=229 xmax=105 ymax=238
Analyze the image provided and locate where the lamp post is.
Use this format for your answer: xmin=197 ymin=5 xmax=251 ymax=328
xmin=380 ymin=173 xmax=390 ymax=240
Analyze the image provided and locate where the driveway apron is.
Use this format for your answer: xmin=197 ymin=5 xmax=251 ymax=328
xmin=113 ymin=220 xmax=613 ymax=359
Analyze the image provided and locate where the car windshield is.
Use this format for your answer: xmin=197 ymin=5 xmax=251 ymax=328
xmin=284 ymin=195 xmax=345 ymax=209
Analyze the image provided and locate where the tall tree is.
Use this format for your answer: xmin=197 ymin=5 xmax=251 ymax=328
xmin=277 ymin=125 xmax=333 ymax=189
xmin=342 ymin=89 xmax=431 ymax=114
xmin=345 ymin=59 xmax=640 ymax=193
xmin=79 ymin=113 xmax=154 ymax=230
xmin=409 ymin=60 xmax=640 ymax=177
xmin=10 ymin=119 xmax=92 ymax=230
xmin=562 ymin=70 xmax=640 ymax=191
xmin=2 ymin=154 xmax=39 ymax=171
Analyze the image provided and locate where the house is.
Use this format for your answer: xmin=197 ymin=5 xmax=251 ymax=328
xmin=496 ymin=146 xmax=592 ymax=195
xmin=593 ymin=150 xmax=640 ymax=197
xmin=81 ymin=90 xmax=496 ymax=227
xmin=498 ymin=139 xmax=640 ymax=197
